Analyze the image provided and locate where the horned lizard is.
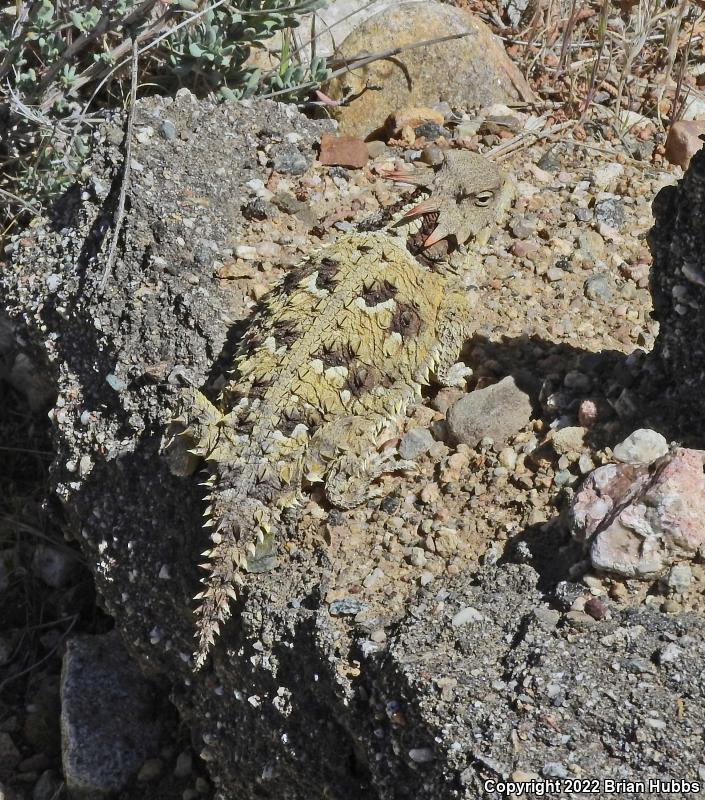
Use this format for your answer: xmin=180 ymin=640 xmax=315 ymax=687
xmin=176 ymin=150 xmax=511 ymax=668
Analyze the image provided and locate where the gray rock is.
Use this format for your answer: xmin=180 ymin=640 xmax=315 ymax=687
xmin=584 ymin=273 xmax=613 ymax=303
xmin=31 ymin=544 xmax=80 ymax=589
xmin=451 ymin=606 xmax=484 ymax=627
xmin=8 ymin=352 xmax=54 ymax=411
xmin=136 ymin=758 xmax=163 ymax=782
xmin=595 ymin=197 xmax=625 ymax=229
xmin=61 ymin=631 xmax=163 ymax=797
xmin=537 ymin=143 xmax=567 ymax=172
xmin=0 ymin=782 xmax=20 ymax=800
xmin=160 ymin=120 xmax=177 ymax=140
xmin=272 ymin=144 xmax=309 ymax=176
xmin=11 ymin=92 xmax=705 ymax=800
xmin=501 ymin=0 xmax=536 ymax=26
xmin=173 ymin=751 xmax=193 ymax=778
xmin=32 ymin=770 xmax=62 ymax=800
xmin=0 ymin=733 xmax=20 ymax=779
xmin=666 ymin=563 xmax=692 ymax=593
xmin=329 ymin=599 xmax=369 ymax=616
xmin=613 ymin=428 xmax=668 ymax=464
xmin=398 ymin=427 xmax=435 ymax=459
xmin=446 ymin=376 xmax=532 ymax=448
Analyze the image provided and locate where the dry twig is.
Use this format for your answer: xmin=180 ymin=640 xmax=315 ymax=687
xmin=98 ymin=39 xmax=139 ymax=294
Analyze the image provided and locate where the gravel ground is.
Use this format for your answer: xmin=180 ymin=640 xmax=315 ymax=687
xmin=1 ymin=93 xmax=700 ymax=799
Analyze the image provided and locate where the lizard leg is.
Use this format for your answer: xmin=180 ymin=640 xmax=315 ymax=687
xmin=305 ymin=415 xmax=415 ymax=509
xmin=171 ymin=388 xmax=244 ymax=461
xmin=431 ymin=288 xmax=476 ymax=388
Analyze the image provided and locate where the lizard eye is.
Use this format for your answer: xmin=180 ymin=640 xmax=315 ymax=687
xmin=474 ymin=191 xmax=494 ymax=207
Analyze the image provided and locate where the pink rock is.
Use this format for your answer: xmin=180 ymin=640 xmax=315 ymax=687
xmin=577 ymin=399 xmax=598 ymax=428
xmin=512 ymin=240 xmax=539 ymax=259
xmin=569 ymin=448 xmax=705 ymax=579
xmin=577 ymin=398 xmax=613 ymax=428
xmin=318 ymin=134 xmax=368 ymax=169
xmin=664 ymin=120 xmax=705 ymax=170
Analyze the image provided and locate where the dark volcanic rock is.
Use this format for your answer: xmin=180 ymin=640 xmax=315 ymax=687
xmin=649 ymin=148 xmax=705 ymax=441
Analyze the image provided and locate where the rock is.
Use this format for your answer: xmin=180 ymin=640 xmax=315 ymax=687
xmin=173 ymin=751 xmax=193 ymax=778
xmin=613 ymin=429 xmax=669 ymax=464
xmin=569 ymin=449 xmax=705 ymax=579
xmin=398 ymin=427 xmax=434 ymax=459
xmin=136 ymin=758 xmax=163 ymax=782
xmin=0 ymin=733 xmax=21 ymax=779
xmin=665 ymin=563 xmax=692 ymax=594
xmin=31 ymin=544 xmax=80 ymax=589
xmin=414 ymin=121 xmax=446 ymax=141
xmin=501 ymin=0 xmax=538 ymax=26
xmin=451 ymin=606 xmax=484 ymax=626
xmin=32 ymin=770 xmax=62 ymax=800
xmin=325 ymin=0 xmax=533 ymax=138
xmin=576 ymin=229 xmax=606 ymax=261
xmin=577 ymin=399 xmax=598 ymax=427
xmin=650 ymin=144 xmax=705 ymax=438
xmin=591 ymin=163 xmax=624 ymax=190
xmin=446 ymin=376 xmax=532 ymax=448
xmin=14 ymin=91 xmax=705 ymax=800
xmin=594 ymin=197 xmax=625 ymax=229
xmin=318 ymin=134 xmax=368 ymax=168
xmin=0 ymin=783 xmax=20 ymax=800
xmin=272 ymin=144 xmax=309 ymax=175
xmin=551 ymin=426 xmax=585 ymax=456
xmin=6 ymin=351 xmax=55 ymax=411
xmin=385 ymin=107 xmax=445 ymax=138
xmin=61 ymin=631 xmax=163 ymax=797
xmin=537 ymin=143 xmax=567 ymax=172
xmin=583 ymin=274 xmax=613 ymax=303
xmin=664 ymin=120 xmax=705 ymax=169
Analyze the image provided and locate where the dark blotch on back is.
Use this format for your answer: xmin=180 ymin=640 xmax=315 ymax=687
xmin=247 ymin=376 xmax=270 ymax=400
xmin=279 ymin=404 xmax=322 ymax=437
xmin=314 ymin=342 xmax=357 ymax=368
xmin=390 ymin=301 xmax=423 ymax=338
xmin=344 ymin=364 xmax=381 ymax=397
xmin=360 ymin=279 xmax=398 ymax=307
xmin=315 ymin=257 xmax=340 ymax=291
xmin=270 ymin=318 xmax=299 ymax=348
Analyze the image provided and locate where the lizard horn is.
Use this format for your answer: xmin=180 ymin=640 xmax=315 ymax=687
xmin=383 ymin=168 xmax=430 ymax=186
xmin=401 ymin=198 xmax=439 ymax=219
xmin=423 ymin=223 xmax=451 ymax=247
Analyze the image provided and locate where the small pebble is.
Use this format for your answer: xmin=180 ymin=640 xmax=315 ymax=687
xmin=613 ymin=428 xmax=668 ymax=464
xmin=409 ymin=748 xmax=434 ymax=763
xmin=399 ymin=427 xmax=434 ymax=459
xmin=665 ymin=563 xmax=692 ymax=594
xmin=137 ymin=758 xmax=163 ymax=782
xmin=451 ymin=606 xmax=484 ymax=627
xmin=595 ymin=197 xmax=625 ymax=228
xmin=174 ymin=751 xmax=193 ymax=778
xmin=329 ymin=598 xmax=369 ymax=616
xmin=160 ymin=120 xmax=177 ymax=140
xmin=584 ymin=274 xmax=613 ymax=303
xmin=273 ymin=145 xmax=308 ymax=175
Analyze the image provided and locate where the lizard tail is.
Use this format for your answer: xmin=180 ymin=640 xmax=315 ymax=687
xmin=192 ymin=502 xmax=278 ymax=670
xmin=192 ymin=536 xmax=243 ymax=670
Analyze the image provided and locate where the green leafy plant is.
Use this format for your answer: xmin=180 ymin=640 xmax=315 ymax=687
xmin=0 ymin=0 xmax=331 ymax=231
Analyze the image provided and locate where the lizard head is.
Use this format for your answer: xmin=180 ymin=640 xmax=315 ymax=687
xmin=395 ymin=151 xmax=508 ymax=248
